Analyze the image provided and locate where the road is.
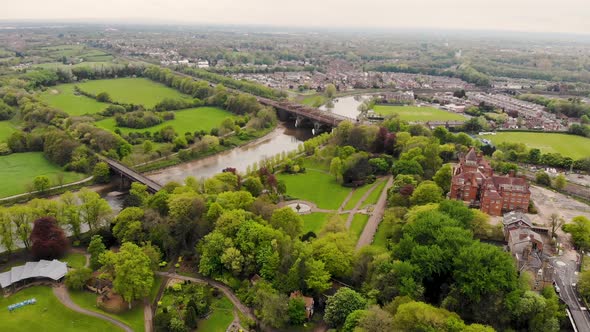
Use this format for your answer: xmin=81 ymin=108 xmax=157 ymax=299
xmin=551 ymin=255 xmax=590 ymax=332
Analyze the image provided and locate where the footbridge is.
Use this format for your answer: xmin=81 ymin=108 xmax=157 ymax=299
xmin=100 ymin=157 xmax=162 ymax=193
xmin=257 ymin=97 xmax=355 ymax=129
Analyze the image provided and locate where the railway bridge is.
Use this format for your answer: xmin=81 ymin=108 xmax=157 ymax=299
xmin=100 ymin=157 xmax=162 ymax=193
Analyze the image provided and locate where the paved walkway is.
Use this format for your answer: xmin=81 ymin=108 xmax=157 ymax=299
xmin=52 ymin=284 xmax=133 ymax=332
xmin=276 ymin=200 xmax=337 ymax=214
xmin=356 ymin=176 xmax=393 ymax=250
xmin=345 ymin=178 xmax=385 ymax=228
xmin=144 ymin=298 xmax=153 ymax=332
xmin=0 ymin=176 xmax=94 ymax=202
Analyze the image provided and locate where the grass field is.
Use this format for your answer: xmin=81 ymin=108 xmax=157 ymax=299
xmin=300 ymin=94 xmax=328 ymax=107
xmin=278 ymin=169 xmax=352 ymax=210
xmin=363 ymin=180 xmax=387 ymax=206
xmin=40 ymin=84 xmax=110 ymax=116
xmin=350 ymin=214 xmax=369 ymax=241
xmin=343 ymin=184 xmax=374 ymax=210
xmin=373 ymin=105 xmax=466 ymax=122
xmin=372 ymin=222 xmax=389 ymax=248
xmin=0 ymin=152 xmax=86 ymax=198
xmin=76 ymin=78 xmax=188 ymax=108
xmin=0 ymin=286 xmax=121 ymax=332
xmin=62 ymin=252 xmax=87 ymax=269
xmin=301 ymin=213 xmax=331 ymax=234
xmin=95 ymin=107 xmax=233 ymax=135
xmin=0 ymin=121 xmax=17 ymax=142
xmin=150 ymin=276 xmax=164 ymax=303
xmin=197 ymin=296 xmax=235 ymax=332
xmin=69 ymin=290 xmax=145 ymax=332
xmin=480 ymin=132 xmax=590 ymax=160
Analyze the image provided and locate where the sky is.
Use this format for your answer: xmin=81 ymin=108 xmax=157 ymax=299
xmin=2 ymin=0 xmax=590 ymax=34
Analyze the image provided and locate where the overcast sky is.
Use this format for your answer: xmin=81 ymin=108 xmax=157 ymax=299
xmin=2 ymin=0 xmax=589 ymax=34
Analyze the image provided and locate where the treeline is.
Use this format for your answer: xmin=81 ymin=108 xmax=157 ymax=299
xmin=114 ymin=111 xmax=174 ymax=129
xmin=369 ymin=63 xmax=492 ymax=87
xmin=517 ymin=94 xmax=590 ymax=119
xmin=493 ymin=141 xmax=590 ymax=172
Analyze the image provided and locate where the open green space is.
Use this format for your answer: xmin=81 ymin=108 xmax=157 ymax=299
xmin=69 ymin=290 xmax=145 ymax=332
xmin=197 ymin=296 xmax=234 ymax=332
xmin=363 ymin=180 xmax=387 ymax=206
xmin=62 ymin=252 xmax=86 ymax=269
xmin=0 ymin=286 xmax=121 ymax=332
xmin=95 ymin=106 xmax=233 ymax=135
xmin=40 ymin=84 xmax=110 ymax=116
xmin=76 ymin=78 xmax=188 ymax=108
xmin=372 ymin=221 xmax=389 ymax=248
xmin=0 ymin=121 xmax=17 ymax=142
xmin=350 ymin=214 xmax=370 ymax=241
xmin=343 ymin=184 xmax=375 ymax=210
xmin=150 ymin=276 xmax=164 ymax=303
xmin=0 ymin=152 xmax=86 ymax=198
xmin=300 ymin=94 xmax=328 ymax=108
xmin=301 ymin=213 xmax=331 ymax=234
xmin=278 ymin=169 xmax=352 ymax=210
xmin=480 ymin=132 xmax=590 ymax=160
xmin=373 ymin=105 xmax=466 ymax=122
xmin=34 ymin=62 xmax=114 ymax=70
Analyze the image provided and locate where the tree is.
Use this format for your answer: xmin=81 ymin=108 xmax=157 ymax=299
xmin=392 ymin=301 xmax=484 ymax=332
xmin=96 ymin=92 xmax=112 ymax=102
xmin=535 ymin=171 xmax=551 ymax=186
xmin=433 ymin=164 xmax=452 ymax=193
xmin=324 ymin=287 xmax=367 ymax=327
xmin=88 ymin=235 xmax=106 ymax=270
xmin=9 ymin=205 xmax=33 ymax=249
xmin=242 ymin=177 xmax=263 ymax=197
xmin=65 ymin=267 xmax=92 ymax=290
xmin=392 ymin=159 xmax=423 ymax=177
xmin=330 ymin=157 xmax=343 ymax=182
xmin=553 ymin=174 xmax=567 ymax=190
xmin=93 ymin=162 xmax=111 ymax=183
xmin=78 ymin=188 xmax=112 ymax=231
xmin=563 ymin=216 xmax=590 ymax=251
xmin=185 ymin=306 xmax=198 ymax=329
xmin=0 ymin=208 xmax=16 ymax=254
xmin=30 ymin=216 xmax=68 ymax=259
xmin=270 ymin=207 xmax=303 ymax=238
xmin=305 ymin=259 xmax=331 ymax=294
xmin=549 ymin=213 xmax=565 ymax=239
xmin=33 ymin=175 xmax=50 ymax=193
xmin=357 ymin=306 xmax=395 ymax=332
xmin=59 ymin=191 xmax=82 ymax=239
xmin=113 ymin=207 xmax=145 ymax=244
xmin=325 ymin=84 xmax=337 ymax=98
xmin=410 ymin=181 xmax=443 ymax=206
xmin=288 ymin=297 xmax=307 ymax=325
xmin=127 ymin=182 xmax=149 ymax=207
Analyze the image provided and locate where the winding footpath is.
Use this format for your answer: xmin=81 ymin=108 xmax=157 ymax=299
xmin=52 ymin=284 xmax=133 ymax=332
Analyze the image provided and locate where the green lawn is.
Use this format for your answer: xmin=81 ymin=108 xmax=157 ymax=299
xmin=301 ymin=213 xmax=331 ymax=234
xmin=278 ymin=169 xmax=352 ymax=210
xmin=95 ymin=107 xmax=233 ymax=135
xmin=363 ymin=180 xmax=387 ymax=207
xmin=300 ymin=94 xmax=328 ymax=107
xmin=350 ymin=214 xmax=370 ymax=241
xmin=0 ymin=121 xmax=17 ymax=142
xmin=373 ymin=105 xmax=466 ymax=122
xmin=40 ymin=84 xmax=110 ymax=116
xmin=480 ymin=132 xmax=590 ymax=160
xmin=69 ymin=290 xmax=145 ymax=332
xmin=150 ymin=276 xmax=164 ymax=303
xmin=0 ymin=286 xmax=122 ymax=332
xmin=0 ymin=152 xmax=86 ymax=198
xmin=372 ymin=221 xmax=389 ymax=248
xmin=197 ymin=296 xmax=234 ymax=332
xmin=62 ymin=252 xmax=87 ymax=269
xmin=343 ymin=184 xmax=375 ymax=211
xmin=75 ymin=78 xmax=188 ymax=108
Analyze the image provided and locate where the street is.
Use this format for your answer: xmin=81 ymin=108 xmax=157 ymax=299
xmin=551 ymin=256 xmax=590 ymax=332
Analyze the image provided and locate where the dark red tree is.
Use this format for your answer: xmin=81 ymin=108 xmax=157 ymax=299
xmin=399 ymin=184 xmax=415 ymax=197
xmin=30 ymin=216 xmax=69 ymax=260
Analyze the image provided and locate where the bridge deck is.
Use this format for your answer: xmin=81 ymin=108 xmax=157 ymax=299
xmin=257 ymin=97 xmax=353 ymax=125
xmin=101 ymin=158 xmax=162 ymax=193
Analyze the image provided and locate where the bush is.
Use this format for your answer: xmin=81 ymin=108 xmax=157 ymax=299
xmin=93 ymin=162 xmax=111 ymax=183
xmin=65 ymin=267 xmax=92 ymax=290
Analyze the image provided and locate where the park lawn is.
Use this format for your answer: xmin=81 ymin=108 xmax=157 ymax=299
xmin=0 ymin=152 xmax=86 ymax=198
xmin=40 ymin=84 xmax=110 ymax=116
xmin=62 ymin=252 xmax=86 ymax=269
xmin=373 ymin=105 xmax=466 ymax=122
xmin=0 ymin=286 xmax=122 ymax=332
xmin=350 ymin=214 xmax=370 ymax=241
xmin=363 ymin=180 xmax=387 ymax=207
xmin=278 ymin=169 xmax=352 ymax=210
xmin=76 ymin=78 xmax=188 ymax=108
xmin=95 ymin=107 xmax=233 ymax=135
xmin=197 ymin=296 xmax=234 ymax=332
xmin=0 ymin=121 xmax=17 ymax=142
xmin=302 ymin=157 xmax=330 ymax=172
xmin=301 ymin=213 xmax=331 ymax=234
xmin=480 ymin=132 xmax=590 ymax=160
xmin=372 ymin=221 xmax=389 ymax=248
xmin=69 ymin=290 xmax=145 ymax=332
xmin=343 ymin=184 xmax=375 ymax=211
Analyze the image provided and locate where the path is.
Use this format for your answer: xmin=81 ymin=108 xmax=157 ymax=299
xmin=0 ymin=176 xmax=94 ymax=202
xmin=356 ymin=176 xmax=393 ymax=250
xmin=345 ymin=178 xmax=385 ymax=228
xmin=52 ymin=284 xmax=133 ymax=332
xmin=144 ymin=298 xmax=153 ymax=332
xmin=276 ymin=199 xmax=337 ymax=214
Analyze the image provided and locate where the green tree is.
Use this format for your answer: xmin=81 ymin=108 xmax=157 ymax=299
xmin=59 ymin=191 xmax=82 ymax=239
xmin=96 ymin=92 xmax=111 ymax=102
xmin=242 ymin=177 xmax=263 ymax=197
xmin=33 ymin=175 xmax=50 ymax=193
xmin=342 ymin=309 xmax=369 ymax=332
xmin=288 ymin=297 xmax=307 ymax=325
xmin=185 ymin=306 xmax=198 ymax=329
xmin=311 ymin=232 xmax=355 ymax=278
xmin=65 ymin=267 xmax=92 ymax=290
xmin=78 ymin=188 xmax=112 ymax=231
xmin=324 ymin=287 xmax=367 ymax=327
xmin=305 ymin=259 xmax=331 ymax=294
xmin=330 ymin=157 xmax=343 ymax=182
xmin=113 ymin=207 xmax=145 ymax=244
xmin=325 ymin=84 xmax=337 ymax=98
xmin=0 ymin=208 xmax=16 ymax=253
xmin=392 ymin=160 xmax=423 ymax=177
xmin=270 ymin=207 xmax=303 ymax=238
xmin=93 ymin=162 xmax=111 ymax=184
xmin=563 ymin=216 xmax=590 ymax=251
xmin=535 ymin=171 xmax=551 ymax=186
xmin=143 ymin=140 xmax=154 ymax=154
xmin=553 ymin=174 xmax=567 ymax=190
xmin=88 ymin=235 xmax=106 ymax=270
xmin=433 ymin=164 xmax=452 ymax=193
xmin=410 ymin=181 xmax=443 ymax=206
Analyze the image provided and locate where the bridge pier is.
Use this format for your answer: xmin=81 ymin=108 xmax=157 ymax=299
xmin=295 ymin=116 xmax=305 ymax=128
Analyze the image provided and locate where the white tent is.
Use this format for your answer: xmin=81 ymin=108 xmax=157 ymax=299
xmin=0 ymin=260 xmax=67 ymax=289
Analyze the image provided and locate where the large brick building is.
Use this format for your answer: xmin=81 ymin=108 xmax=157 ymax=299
xmin=450 ymin=147 xmax=530 ymax=216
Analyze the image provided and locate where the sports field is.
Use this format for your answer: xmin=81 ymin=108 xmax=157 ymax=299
xmin=0 ymin=152 xmax=85 ymax=198
xmin=76 ymin=78 xmax=188 ymax=108
xmin=481 ymin=132 xmax=590 ymax=160
xmin=0 ymin=121 xmax=16 ymax=142
xmin=373 ymin=105 xmax=466 ymax=122
xmin=0 ymin=286 xmax=121 ymax=332
xmin=40 ymin=84 xmax=110 ymax=116
xmin=95 ymin=106 xmax=233 ymax=135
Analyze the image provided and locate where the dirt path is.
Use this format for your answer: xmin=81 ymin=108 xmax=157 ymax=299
xmin=355 ymin=176 xmax=393 ymax=250
xmin=52 ymin=284 xmax=133 ymax=332
xmin=339 ymin=190 xmax=356 ymax=213
xmin=143 ymin=298 xmax=153 ymax=332
xmin=345 ymin=179 xmax=385 ymax=228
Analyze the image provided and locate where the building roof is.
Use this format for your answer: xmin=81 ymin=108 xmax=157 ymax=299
xmin=465 ymin=147 xmax=478 ymax=161
xmin=0 ymin=260 xmax=67 ymax=288
xmin=503 ymin=211 xmax=532 ymax=228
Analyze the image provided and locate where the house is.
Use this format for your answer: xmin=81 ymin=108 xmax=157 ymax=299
xmin=450 ymin=147 xmax=531 ymax=216
xmin=502 ymin=211 xmax=532 ymax=237
xmin=290 ymin=291 xmax=314 ymax=320
xmin=507 ymin=228 xmax=544 ymax=270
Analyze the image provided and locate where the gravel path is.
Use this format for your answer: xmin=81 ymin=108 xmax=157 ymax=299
xmin=345 ymin=178 xmax=385 ymax=228
xmin=355 ymin=176 xmax=393 ymax=250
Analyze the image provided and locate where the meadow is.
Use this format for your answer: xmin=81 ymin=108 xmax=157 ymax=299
xmin=0 ymin=286 xmax=121 ymax=332
xmin=373 ymin=105 xmax=466 ymax=122
xmin=301 ymin=213 xmax=332 ymax=234
xmin=0 ymin=121 xmax=16 ymax=142
xmin=40 ymin=84 xmax=110 ymax=116
xmin=76 ymin=78 xmax=188 ymax=108
xmin=278 ymin=169 xmax=352 ymax=210
xmin=0 ymin=152 xmax=85 ymax=198
xmin=481 ymin=132 xmax=590 ymax=160
xmin=95 ymin=107 xmax=233 ymax=135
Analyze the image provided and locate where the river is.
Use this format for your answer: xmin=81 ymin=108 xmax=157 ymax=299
xmin=319 ymin=94 xmax=371 ymax=119
xmin=146 ymin=122 xmax=313 ymax=184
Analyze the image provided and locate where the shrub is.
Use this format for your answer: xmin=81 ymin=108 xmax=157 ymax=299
xmin=65 ymin=267 xmax=92 ymax=290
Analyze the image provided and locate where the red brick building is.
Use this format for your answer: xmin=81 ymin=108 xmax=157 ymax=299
xmin=450 ymin=147 xmax=530 ymax=216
